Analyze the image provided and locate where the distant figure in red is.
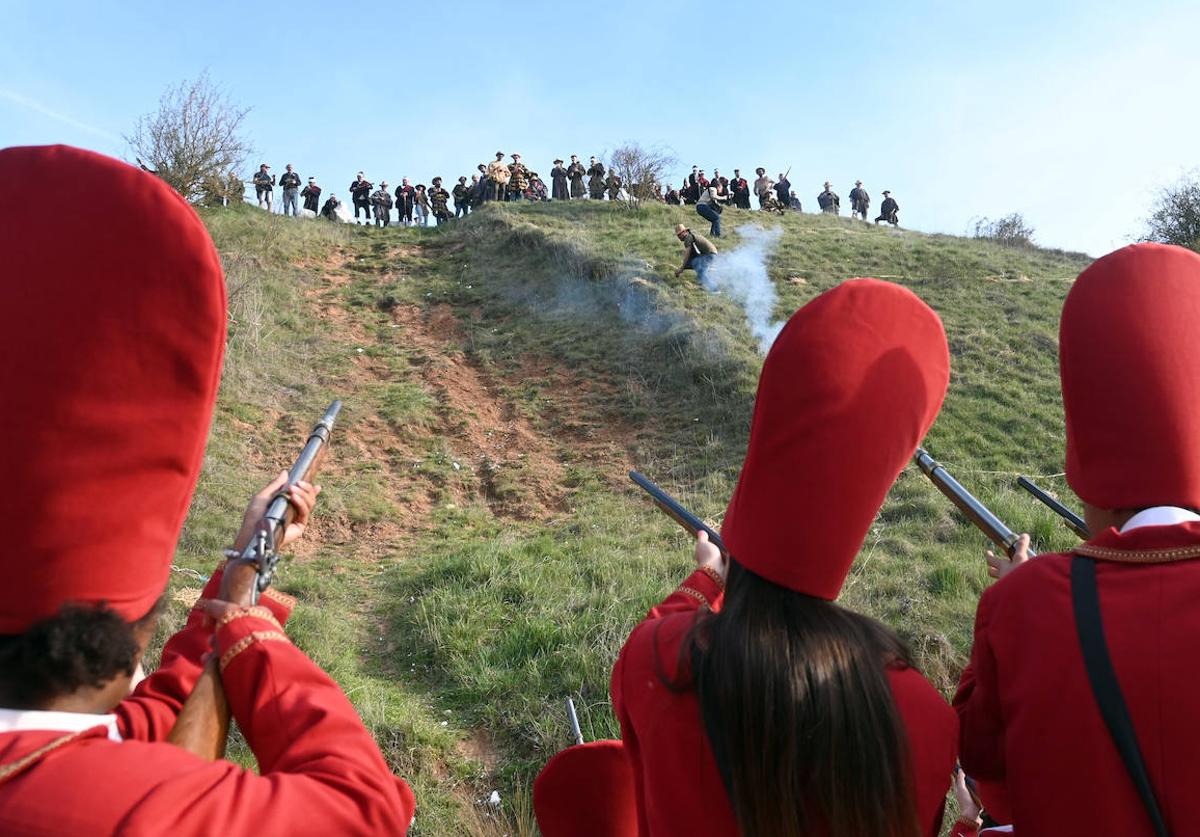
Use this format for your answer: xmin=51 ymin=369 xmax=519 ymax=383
xmin=612 ymin=278 xmax=959 ymax=836
xmin=955 ymin=243 xmax=1200 ymax=835
xmin=0 ymin=145 xmax=415 ymax=835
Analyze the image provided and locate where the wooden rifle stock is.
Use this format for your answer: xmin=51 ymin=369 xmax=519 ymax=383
xmin=166 ymin=400 xmax=342 ymax=760
xmin=1017 ymin=476 xmax=1090 ymax=539
xmin=913 ymin=448 xmax=1036 ymax=559
xmin=628 ymin=471 xmax=728 ymax=557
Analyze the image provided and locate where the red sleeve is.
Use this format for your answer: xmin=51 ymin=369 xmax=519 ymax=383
xmin=643 ymin=568 xmax=724 ymax=619
xmin=610 ymin=634 xmax=651 ymax=837
xmin=116 ymin=566 xmax=296 ymax=742
xmin=953 ymin=589 xmax=1006 ymax=784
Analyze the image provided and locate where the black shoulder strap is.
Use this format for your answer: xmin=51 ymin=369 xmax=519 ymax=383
xmin=1071 ymin=555 xmax=1169 ymax=836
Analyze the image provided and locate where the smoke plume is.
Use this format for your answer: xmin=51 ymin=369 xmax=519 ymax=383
xmin=700 ymin=224 xmax=785 ymax=353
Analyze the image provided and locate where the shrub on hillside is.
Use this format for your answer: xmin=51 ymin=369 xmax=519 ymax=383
xmin=972 ymin=213 xmax=1036 ymax=248
xmin=608 ymin=142 xmax=676 ymax=210
xmin=1143 ymin=170 xmax=1200 ymax=251
xmin=125 ymin=73 xmax=252 ymax=204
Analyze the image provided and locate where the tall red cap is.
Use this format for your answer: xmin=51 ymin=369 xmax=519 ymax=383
xmin=533 ymin=740 xmax=636 ymax=837
xmin=1061 ymin=243 xmax=1200 ymax=511
xmin=0 ymin=145 xmax=226 ymax=632
xmin=721 ymin=279 xmax=949 ymax=599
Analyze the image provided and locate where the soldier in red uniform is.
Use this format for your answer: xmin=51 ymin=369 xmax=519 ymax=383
xmin=0 ymin=145 xmax=415 ymax=835
xmin=955 ymin=243 xmax=1200 ymax=835
xmin=611 ymin=278 xmax=959 ymax=836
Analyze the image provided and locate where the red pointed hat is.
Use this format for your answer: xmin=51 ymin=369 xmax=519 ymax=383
xmin=1061 ymin=243 xmax=1200 ymax=511
xmin=720 ymin=279 xmax=949 ymax=599
xmin=0 ymin=145 xmax=226 ymax=633
xmin=533 ymin=740 xmax=637 ymax=837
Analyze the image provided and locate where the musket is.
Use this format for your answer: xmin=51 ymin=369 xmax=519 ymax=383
xmin=914 ymin=448 xmax=1036 ymax=558
xmin=566 ymin=698 xmax=585 ymax=746
xmin=628 ymin=470 xmax=728 ymax=557
xmin=166 ymin=400 xmax=343 ymax=760
xmin=1017 ymin=476 xmax=1090 ymax=539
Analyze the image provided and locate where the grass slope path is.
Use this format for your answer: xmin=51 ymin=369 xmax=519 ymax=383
xmin=156 ymin=202 xmax=1092 ymax=835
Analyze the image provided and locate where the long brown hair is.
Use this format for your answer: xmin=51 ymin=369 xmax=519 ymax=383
xmin=686 ymin=561 xmax=920 ymax=837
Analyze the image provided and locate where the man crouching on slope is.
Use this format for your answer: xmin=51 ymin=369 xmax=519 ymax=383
xmin=0 ymin=145 xmax=415 ymax=836
xmin=673 ymin=222 xmax=718 ymax=286
xmin=955 ymin=243 xmax=1200 ymax=835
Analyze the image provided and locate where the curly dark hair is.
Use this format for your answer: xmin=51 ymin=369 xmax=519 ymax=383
xmin=0 ymin=599 xmax=163 ymax=708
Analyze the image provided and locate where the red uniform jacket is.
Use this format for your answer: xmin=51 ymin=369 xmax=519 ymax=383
xmin=0 ymin=569 xmax=415 ymax=836
xmin=612 ymin=569 xmax=958 ymax=836
xmin=955 ymin=522 xmax=1200 ymax=834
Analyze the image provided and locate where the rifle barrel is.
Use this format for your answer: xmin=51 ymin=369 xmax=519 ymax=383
xmin=914 ymin=448 xmax=1035 ymax=558
xmin=628 ymin=471 xmax=728 ymax=556
xmin=1017 ymin=476 xmax=1090 ymax=539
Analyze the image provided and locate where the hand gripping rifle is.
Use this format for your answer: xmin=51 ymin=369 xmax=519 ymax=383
xmin=913 ymin=448 xmax=1036 ymax=559
xmin=628 ymin=470 xmax=728 ymax=557
xmin=166 ymin=401 xmax=343 ymax=760
xmin=1016 ymin=475 xmax=1090 ymax=539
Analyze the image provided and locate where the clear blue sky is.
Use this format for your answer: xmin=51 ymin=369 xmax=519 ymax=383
xmin=2 ymin=0 xmax=1197 ymax=256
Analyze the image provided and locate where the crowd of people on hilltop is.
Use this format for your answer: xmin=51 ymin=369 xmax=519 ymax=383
xmin=14 ymin=143 xmax=1200 ymax=837
xmin=241 ymin=152 xmax=902 ymax=231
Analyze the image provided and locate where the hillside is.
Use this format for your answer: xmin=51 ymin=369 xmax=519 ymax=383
xmin=161 ymin=201 xmax=1091 ymax=834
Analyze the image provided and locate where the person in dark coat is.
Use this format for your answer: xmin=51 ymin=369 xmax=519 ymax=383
xmin=817 ymin=181 xmax=840 ymax=215
xmin=452 ymin=177 xmax=471 ymax=217
xmin=395 ymin=179 xmax=415 ymax=226
xmin=587 ymin=157 xmax=606 ymax=199
xmin=849 ymin=180 xmax=871 ymax=220
xmin=301 ymin=178 xmax=322 ymax=214
xmin=730 ymin=170 xmax=751 ymax=209
xmin=875 ymin=191 xmax=900 ymax=226
xmin=550 ymin=159 xmax=569 ymax=200
xmin=320 ymin=195 xmax=342 ymax=221
xmin=349 ymin=172 xmax=373 ymax=223
xmin=567 ymin=155 xmax=586 ymax=198
xmin=370 ymin=182 xmax=393 ymax=227
xmin=773 ymin=173 xmax=791 ymax=211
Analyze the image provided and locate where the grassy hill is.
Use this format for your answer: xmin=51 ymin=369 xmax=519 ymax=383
xmin=159 ymin=200 xmax=1091 ymax=834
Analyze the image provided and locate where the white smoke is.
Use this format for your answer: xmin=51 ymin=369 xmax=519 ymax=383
xmin=700 ymin=224 xmax=785 ymax=353
xmin=334 ymin=201 xmax=354 ymax=223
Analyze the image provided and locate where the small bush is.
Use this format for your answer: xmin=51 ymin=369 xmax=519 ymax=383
xmin=972 ymin=213 xmax=1036 ymax=248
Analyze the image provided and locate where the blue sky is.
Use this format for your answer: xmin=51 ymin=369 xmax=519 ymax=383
xmin=2 ymin=0 xmax=1197 ymax=256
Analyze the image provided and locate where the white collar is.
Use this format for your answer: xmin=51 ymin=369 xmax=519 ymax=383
xmin=1120 ymin=506 xmax=1200 ymax=533
xmin=0 ymin=708 xmax=121 ymax=742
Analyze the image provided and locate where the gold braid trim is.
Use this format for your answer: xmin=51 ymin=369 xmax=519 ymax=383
xmin=699 ymin=566 xmax=726 ymax=591
xmin=676 ymin=586 xmax=708 ymax=605
xmin=219 ymin=631 xmax=291 ymax=671
xmin=261 ymin=588 xmax=297 ymax=610
xmin=216 ymin=606 xmax=284 ymax=632
xmin=0 ymin=731 xmax=81 ymax=786
xmin=1074 ymin=544 xmax=1200 ymax=564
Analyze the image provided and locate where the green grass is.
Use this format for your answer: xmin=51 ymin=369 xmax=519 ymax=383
xmin=154 ymin=200 xmax=1092 ymax=834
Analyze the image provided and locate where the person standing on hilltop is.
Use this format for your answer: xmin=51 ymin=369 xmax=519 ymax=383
xmin=370 ymin=181 xmax=392 ymax=227
xmin=486 ymin=152 xmax=510 ymax=202
xmin=672 ymin=223 xmax=718 ymax=284
xmin=279 ymin=163 xmax=302 ymax=216
xmin=876 ymin=191 xmax=900 ymax=226
xmin=508 ymin=154 xmax=529 ymax=203
xmin=587 ymin=156 xmax=606 ymax=199
xmin=610 ymin=277 xmax=957 ymax=837
xmin=301 ymin=177 xmax=322 ymax=215
xmin=429 ymin=177 xmax=453 ymax=224
xmin=567 ymin=155 xmax=586 ymax=199
xmin=817 ymin=181 xmax=840 ymax=214
xmin=849 ymin=180 xmax=871 ymax=221
xmin=753 ymin=168 xmax=773 ymax=209
xmin=452 ymin=176 xmax=471 ymax=217
xmin=252 ymin=163 xmax=274 ymax=211
xmin=730 ymin=169 xmax=751 ymax=209
xmin=550 ymin=160 xmax=569 ymax=201
xmin=413 ymin=184 xmax=430 ymax=226
xmin=349 ymin=172 xmax=372 ymax=223
xmin=774 ymin=172 xmax=792 ymax=211
xmin=394 ymin=178 xmax=415 ymax=226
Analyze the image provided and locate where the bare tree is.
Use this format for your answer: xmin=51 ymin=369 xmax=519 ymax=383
xmin=607 ymin=143 xmax=676 ymax=210
xmin=125 ymin=73 xmax=252 ymax=203
xmin=1144 ymin=170 xmax=1200 ymax=251
xmin=972 ymin=213 xmax=1036 ymax=247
